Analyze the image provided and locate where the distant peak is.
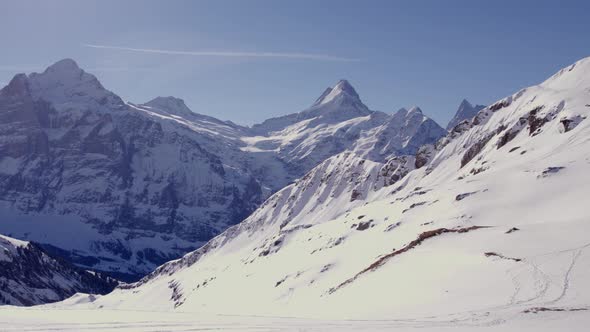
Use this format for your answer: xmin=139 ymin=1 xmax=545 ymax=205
xmin=20 ymin=58 xmax=125 ymax=111
xmin=1 ymin=73 xmax=30 ymax=97
xmin=143 ymin=96 xmax=193 ymax=116
xmin=332 ymin=79 xmax=360 ymax=100
xmin=446 ymin=98 xmax=486 ymax=130
xmin=29 ymin=58 xmax=98 ymax=86
xmin=313 ymin=79 xmax=360 ymax=106
xmin=408 ymin=106 xmax=423 ymax=114
xmin=147 ymin=96 xmax=187 ymax=107
xmin=44 ymin=58 xmax=82 ymax=74
xmin=394 ymin=106 xmax=423 ymax=117
xmin=459 ymin=99 xmax=472 ymax=108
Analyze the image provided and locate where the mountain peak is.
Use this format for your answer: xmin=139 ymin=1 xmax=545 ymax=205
xmin=408 ymin=106 xmax=423 ymax=114
xmin=44 ymin=58 xmax=82 ymax=74
xmin=394 ymin=106 xmax=424 ymax=118
xmin=313 ymin=79 xmax=360 ymax=106
xmin=459 ymin=99 xmax=472 ymax=108
xmin=143 ymin=96 xmax=194 ymax=117
xmin=446 ymin=98 xmax=486 ymax=130
xmin=333 ymin=79 xmax=358 ymax=97
xmin=24 ymin=58 xmax=123 ymax=111
xmin=0 ymin=73 xmax=30 ymax=97
xmin=29 ymin=58 xmax=97 ymax=87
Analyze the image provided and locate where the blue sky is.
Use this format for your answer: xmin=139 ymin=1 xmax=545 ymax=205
xmin=1 ymin=0 xmax=589 ymax=126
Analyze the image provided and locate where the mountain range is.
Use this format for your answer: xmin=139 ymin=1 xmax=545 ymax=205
xmin=53 ymin=55 xmax=590 ymax=324
xmin=0 ymin=59 xmax=466 ymax=285
xmin=1 ymin=54 xmax=589 ymax=331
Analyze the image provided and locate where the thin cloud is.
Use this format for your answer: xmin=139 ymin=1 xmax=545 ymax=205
xmin=0 ymin=65 xmax=159 ymax=74
xmin=85 ymin=67 xmax=161 ymax=73
xmin=83 ymin=44 xmax=360 ymax=62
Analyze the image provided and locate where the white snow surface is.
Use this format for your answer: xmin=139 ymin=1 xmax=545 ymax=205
xmin=10 ymin=56 xmax=588 ymax=330
xmin=1 ymin=306 xmax=589 ymax=331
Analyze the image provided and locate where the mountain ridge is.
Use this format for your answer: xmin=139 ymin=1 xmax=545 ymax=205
xmin=0 ymin=233 xmax=117 ymax=306
xmin=0 ymin=59 xmax=446 ymax=285
xmin=65 ymin=56 xmax=590 ymax=321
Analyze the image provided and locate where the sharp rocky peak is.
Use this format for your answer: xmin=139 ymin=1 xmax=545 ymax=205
xmin=394 ymin=106 xmax=424 ymax=118
xmin=446 ymin=98 xmax=486 ymax=130
xmin=313 ymin=79 xmax=361 ymax=106
xmin=459 ymin=98 xmax=473 ymax=108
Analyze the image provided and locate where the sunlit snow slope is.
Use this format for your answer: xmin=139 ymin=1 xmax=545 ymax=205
xmin=61 ymin=57 xmax=590 ymax=325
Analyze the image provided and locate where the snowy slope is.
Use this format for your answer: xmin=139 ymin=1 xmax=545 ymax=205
xmin=0 ymin=233 xmax=116 ymax=306
xmin=3 ymin=306 xmax=590 ymax=331
xmin=446 ymin=99 xmax=486 ymax=130
xmin=65 ymin=56 xmax=590 ymax=327
xmin=0 ymin=61 xmax=445 ymax=280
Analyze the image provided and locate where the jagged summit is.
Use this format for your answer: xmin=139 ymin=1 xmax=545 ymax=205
xmin=394 ymin=106 xmax=424 ymax=118
xmin=446 ymin=98 xmax=485 ymax=130
xmin=252 ymin=79 xmax=370 ymax=135
xmin=29 ymin=58 xmax=92 ymax=86
xmin=313 ymin=79 xmax=361 ymax=106
xmin=21 ymin=58 xmax=123 ymax=111
xmin=333 ymin=79 xmax=359 ymax=98
xmin=0 ymin=58 xmax=86 ymax=98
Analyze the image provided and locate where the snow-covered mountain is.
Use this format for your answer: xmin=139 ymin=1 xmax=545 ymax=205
xmin=0 ymin=233 xmax=116 ymax=306
xmin=0 ymin=60 xmax=446 ymax=281
xmin=0 ymin=60 xmax=269 ymax=280
xmin=244 ymin=80 xmax=446 ymax=174
xmin=446 ymin=98 xmax=486 ymax=130
xmin=69 ymin=56 xmax=590 ymax=325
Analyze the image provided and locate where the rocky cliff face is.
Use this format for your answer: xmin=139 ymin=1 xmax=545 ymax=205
xmin=0 ymin=60 xmax=267 ymax=280
xmin=0 ymin=234 xmax=117 ymax=306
